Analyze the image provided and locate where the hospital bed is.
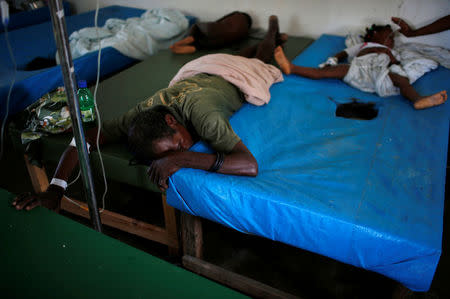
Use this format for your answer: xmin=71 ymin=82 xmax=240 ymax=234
xmin=0 ymin=188 xmax=247 ymax=299
xmin=168 ymin=35 xmax=450 ymax=293
xmin=11 ymin=32 xmax=447 ymax=295
xmin=0 ymin=5 xmax=195 ymax=121
xmin=8 ymin=34 xmax=314 ymax=278
xmin=0 ymin=1 xmax=71 ymax=32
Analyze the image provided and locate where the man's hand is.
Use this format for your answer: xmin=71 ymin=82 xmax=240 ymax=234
xmin=145 ymin=141 xmax=258 ymax=192
xmin=392 ymin=17 xmax=414 ymax=37
xmin=12 ymin=185 xmax=64 ymax=212
xmin=147 ymin=154 xmax=181 ymax=192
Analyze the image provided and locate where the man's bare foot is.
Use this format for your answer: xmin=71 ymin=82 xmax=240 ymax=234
xmin=413 ymin=91 xmax=447 ymax=109
xmin=171 ymin=36 xmax=195 ymax=48
xmin=274 ymin=45 xmax=292 ymax=74
xmin=170 ymin=45 xmax=197 ymax=54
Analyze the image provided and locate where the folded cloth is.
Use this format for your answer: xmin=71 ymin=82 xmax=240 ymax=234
xmin=169 ymin=54 xmax=283 ymax=106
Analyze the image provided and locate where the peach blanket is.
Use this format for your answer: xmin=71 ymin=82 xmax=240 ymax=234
xmin=169 ymin=54 xmax=283 ymax=106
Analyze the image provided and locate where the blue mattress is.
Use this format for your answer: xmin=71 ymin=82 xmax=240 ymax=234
xmin=0 ymin=2 xmax=71 ymax=33
xmin=167 ymin=34 xmax=450 ymax=291
xmin=0 ymin=6 xmax=195 ymax=121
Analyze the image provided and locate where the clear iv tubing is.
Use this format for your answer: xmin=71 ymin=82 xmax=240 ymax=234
xmin=66 ymin=0 xmax=108 ymax=213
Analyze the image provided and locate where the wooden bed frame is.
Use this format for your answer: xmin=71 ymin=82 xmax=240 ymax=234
xmin=19 ymin=35 xmax=320 ymax=297
xmin=24 ymin=154 xmax=180 ymax=256
xmin=180 ymin=212 xmax=302 ymax=298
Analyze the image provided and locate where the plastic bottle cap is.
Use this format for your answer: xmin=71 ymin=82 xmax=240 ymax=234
xmin=78 ymin=80 xmax=87 ymax=88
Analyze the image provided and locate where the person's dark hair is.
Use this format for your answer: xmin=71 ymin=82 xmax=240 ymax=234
xmin=127 ymin=105 xmax=176 ymax=161
xmin=363 ymin=24 xmax=391 ymax=42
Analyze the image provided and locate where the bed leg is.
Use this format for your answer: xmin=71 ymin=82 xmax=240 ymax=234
xmin=181 ymin=212 xmax=203 ymax=259
xmin=24 ymin=154 xmax=49 ymax=193
xmin=161 ymin=193 xmax=180 ymax=256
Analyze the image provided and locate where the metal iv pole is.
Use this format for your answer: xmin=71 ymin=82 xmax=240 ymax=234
xmin=48 ymin=0 xmax=102 ymax=232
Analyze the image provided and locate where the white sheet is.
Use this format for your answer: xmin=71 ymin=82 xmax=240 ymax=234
xmin=67 ymin=8 xmax=189 ymax=61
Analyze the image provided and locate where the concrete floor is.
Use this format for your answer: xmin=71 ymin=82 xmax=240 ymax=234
xmin=1 ymin=128 xmax=449 ymax=298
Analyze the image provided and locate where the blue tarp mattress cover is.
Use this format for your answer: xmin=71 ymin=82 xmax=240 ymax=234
xmin=167 ymin=34 xmax=450 ymax=291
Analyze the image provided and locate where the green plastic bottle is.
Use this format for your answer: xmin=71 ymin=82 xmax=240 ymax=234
xmin=77 ymin=80 xmax=96 ymax=123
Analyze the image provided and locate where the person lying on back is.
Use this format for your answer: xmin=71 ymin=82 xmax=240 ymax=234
xmin=274 ymin=24 xmax=447 ymax=109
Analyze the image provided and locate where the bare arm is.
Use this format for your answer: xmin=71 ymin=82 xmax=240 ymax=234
xmin=12 ymin=127 xmax=105 ymax=211
xmin=392 ymin=15 xmax=450 ymax=37
xmin=147 ymin=141 xmax=258 ymax=191
xmin=334 ymin=51 xmax=348 ymax=62
xmin=53 ymin=127 xmax=105 ymax=181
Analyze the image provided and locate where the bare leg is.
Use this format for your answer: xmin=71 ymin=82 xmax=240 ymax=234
xmin=239 ymin=44 xmax=258 ymax=58
xmin=290 ymin=64 xmax=350 ymax=79
xmin=277 ymin=33 xmax=288 ymax=47
xmin=275 ymin=46 xmax=349 ymax=79
xmin=253 ymin=15 xmax=279 ymax=63
xmin=238 ymin=15 xmax=280 ymax=63
xmin=389 ymin=73 xmax=447 ymax=109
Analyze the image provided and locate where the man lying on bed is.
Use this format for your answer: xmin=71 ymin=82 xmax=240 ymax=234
xmin=13 ymin=15 xmax=285 ymax=212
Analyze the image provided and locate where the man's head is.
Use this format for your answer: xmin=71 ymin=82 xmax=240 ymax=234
xmin=127 ymin=105 xmax=194 ymax=162
xmin=364 ymin=24 xmax=394 ymax=48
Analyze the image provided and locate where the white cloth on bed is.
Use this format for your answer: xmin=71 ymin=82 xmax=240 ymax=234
xmin=342 ymin=34 xmax=450 ymax=97
xmin=344 ymin=42 xmax=389 ymax=60
xmin=67 ymin=8 xmax=189 ymax=61
xmin=343 ymin=52 xmax=407 ymax=97
xmin=169 ymin=54 xmax=284 ymax=106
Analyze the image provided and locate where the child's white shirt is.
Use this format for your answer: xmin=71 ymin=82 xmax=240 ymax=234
xmin=344 ymin=42 xmax=388 ymax=59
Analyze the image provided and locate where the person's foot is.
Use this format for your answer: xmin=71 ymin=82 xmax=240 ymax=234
xmin=276 ymin=33 xmax=289 ymax=47
xmin=170 ymin=36 xmax=195 ymax=49
xmin=170 ymin=45 xmax=197 ymax=54
xmin=274 ymin=45 xmax=292 ymax=74
xmin=413 ymin=91 xmax=447 ymax=109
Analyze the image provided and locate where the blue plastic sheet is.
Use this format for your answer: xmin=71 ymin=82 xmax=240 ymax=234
xmin=0 ymin=6 xmax=145 ymax=121
xmin=167 ymin=35 xmax=450 ymax=291
xmin=0 ymin=2 xmax=71 ymax=33
xmin=0 ymin=6 xmax=196 ymax=121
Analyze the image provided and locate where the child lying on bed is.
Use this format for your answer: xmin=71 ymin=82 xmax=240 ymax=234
xmin=274 ymin=24 xmax=447 ymax=110
xmin=12 ymin=16 xmax=284 ymax=212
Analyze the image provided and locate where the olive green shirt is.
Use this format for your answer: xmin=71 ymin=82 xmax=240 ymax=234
xmin=102 ymin=73 xmax=245 ymax=153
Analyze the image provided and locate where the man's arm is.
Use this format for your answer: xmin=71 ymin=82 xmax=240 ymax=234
xmin=147 ymin=140 xmax=258 ymax=191
xmin=12 ymin=127 xmax=104 ymax=211
xmin=392 ymin=15 xmax=450 ymax=37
